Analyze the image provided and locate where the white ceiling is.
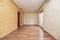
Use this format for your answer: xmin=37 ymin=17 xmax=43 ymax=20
xmin=13 ymin=0 xmax=44 ymax=13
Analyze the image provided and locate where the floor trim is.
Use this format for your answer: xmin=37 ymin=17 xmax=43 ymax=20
xmin=0 ymin=28 xmax=17 ymax=39
xmin=38 ymin=25 xmax=56 ymax=40
xmin=23 ymin=24 xmax=39 ymax=26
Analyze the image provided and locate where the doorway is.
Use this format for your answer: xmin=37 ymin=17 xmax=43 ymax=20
xmin=39 ymin=12 xmax=43 ymax=27
xmin=18 ymin=11 xmax=20 ymax=29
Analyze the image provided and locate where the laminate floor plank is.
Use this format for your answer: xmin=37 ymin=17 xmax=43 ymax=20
xmin=0 ymin=26 xmax=56 ymax=40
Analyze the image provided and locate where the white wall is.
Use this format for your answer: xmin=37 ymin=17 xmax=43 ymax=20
xmin=43 ymin=0 xmax=60 ymax=40
xmin=24 ymin=13 xmax=38 ymax=25
xmin=39 ymin=12 xmax=43 ymax=27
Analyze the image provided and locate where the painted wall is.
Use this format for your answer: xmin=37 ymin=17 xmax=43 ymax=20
xmin=43 ymin=0 xmax=60 ymax=40
xmin=24 ymin=13 xmax=38 ymax=25
xmin=20 ymin=12 xmax=24 ymax=27
xmin=0 ymin=0 xmax=22 ymax=38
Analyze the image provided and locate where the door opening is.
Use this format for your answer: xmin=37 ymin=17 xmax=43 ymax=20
xmin=18 ymin=11 xmax=20 ymax=29
xmin=39 ymin=12 xmax=43 ymax=27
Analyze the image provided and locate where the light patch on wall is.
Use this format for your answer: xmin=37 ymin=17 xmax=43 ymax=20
xmin=39 ymin=12 xmax=43 ymax=27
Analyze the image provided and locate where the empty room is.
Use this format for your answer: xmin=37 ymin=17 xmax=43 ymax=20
xmin=0 ymin=0 xmax=60 ymax=40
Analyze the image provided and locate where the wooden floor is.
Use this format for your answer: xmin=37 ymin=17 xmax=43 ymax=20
xmin=0 ymin=26 xmax=56 ymax=40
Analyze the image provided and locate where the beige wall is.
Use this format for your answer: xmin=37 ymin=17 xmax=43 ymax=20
xmin=20 ymin=12 xmax=24 ymax=27
xmin=43 ymin=0 xmax=60 ymax=40
xmin=0 ymin=0 xmax=23 ymax=38
xmin=24 ymin=13 xmax=38 ymax=25
xmin=9 ymin=0 xmax=24 ymax=27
